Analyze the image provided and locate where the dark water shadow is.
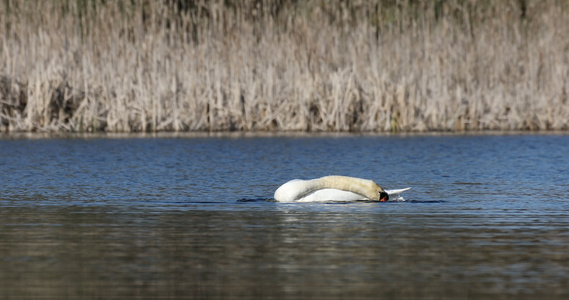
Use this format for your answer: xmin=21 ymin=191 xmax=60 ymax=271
xmin=236 ymin=198 xmax=276 ymax=203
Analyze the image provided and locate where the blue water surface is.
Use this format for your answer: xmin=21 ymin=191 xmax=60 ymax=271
xmin=0 ymin=133 xmax=568 ymax=299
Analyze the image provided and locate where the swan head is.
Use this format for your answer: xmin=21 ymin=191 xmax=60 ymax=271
xmin=379 ymin=191 xmax=389 ymax=202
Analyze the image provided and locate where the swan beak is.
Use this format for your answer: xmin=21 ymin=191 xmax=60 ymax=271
xmin=379 ymin=191 xmax=389 ymax=202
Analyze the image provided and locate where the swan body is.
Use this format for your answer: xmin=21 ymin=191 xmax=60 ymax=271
xmin=274 ymin=176 xmax=407 ymax=203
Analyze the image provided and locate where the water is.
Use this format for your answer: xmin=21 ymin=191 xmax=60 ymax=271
xmin=1 ymin=133 xmax=568 ymax=299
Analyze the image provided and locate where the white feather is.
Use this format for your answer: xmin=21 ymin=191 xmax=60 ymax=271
xmin=274 ymin=176 xmax=410 ymax=202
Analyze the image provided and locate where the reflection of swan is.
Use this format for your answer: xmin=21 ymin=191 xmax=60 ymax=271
xmin=274 ymin=176 xmax=395 ymax=203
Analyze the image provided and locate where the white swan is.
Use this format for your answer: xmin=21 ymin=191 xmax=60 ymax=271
xmin=274 ymin=175 xmax=409 ymax=203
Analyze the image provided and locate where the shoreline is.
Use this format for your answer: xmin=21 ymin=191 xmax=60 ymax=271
xmin=1 ymin=130 xmax=568 ymax=140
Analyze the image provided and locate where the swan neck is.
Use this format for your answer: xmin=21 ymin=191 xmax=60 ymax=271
xmin=314 ymin=176 xmax=382 ymax=201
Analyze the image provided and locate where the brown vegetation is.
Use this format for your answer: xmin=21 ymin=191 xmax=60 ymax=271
xmin=1 ymin=0 xmax=568 ymax=132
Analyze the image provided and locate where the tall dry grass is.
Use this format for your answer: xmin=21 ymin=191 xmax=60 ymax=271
xmin=1 ymin=0 xmax=568 ymax=132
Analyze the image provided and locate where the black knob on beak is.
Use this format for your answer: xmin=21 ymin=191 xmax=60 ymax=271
xmin=379 ymin=191 xmax=389 ymax=202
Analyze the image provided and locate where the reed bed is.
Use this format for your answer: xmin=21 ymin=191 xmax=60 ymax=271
xmin=1 ymin=0 xmax=568 ymax=132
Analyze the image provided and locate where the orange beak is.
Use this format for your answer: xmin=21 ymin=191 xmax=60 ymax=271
xmin=379 ymin=191 xmax=389 ymax=202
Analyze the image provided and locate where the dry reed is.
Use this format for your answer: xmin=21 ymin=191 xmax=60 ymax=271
xmin=1 ymin=0 xmax=568 ymax=133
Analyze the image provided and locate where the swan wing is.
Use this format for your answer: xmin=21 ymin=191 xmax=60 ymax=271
xmin=386 ymin=187 xmax=411 ymax=195
xmin=274 ymin=179 xmax=307 ymax=202
xmin=385 ymin=187 xmax=411 ymax=201
xmin=296 ymin=189 xmax=368 ymax=202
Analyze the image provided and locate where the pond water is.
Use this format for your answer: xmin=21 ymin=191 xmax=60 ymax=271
xmin=1 ymin=133 xmax=568 ymax=299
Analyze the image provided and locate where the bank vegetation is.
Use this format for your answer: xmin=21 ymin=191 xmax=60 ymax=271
xmin=1 ymin=0 xmax=568 ymax=132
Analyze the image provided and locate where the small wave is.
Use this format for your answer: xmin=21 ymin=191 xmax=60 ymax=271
xmin=183 ymin=201 xmax=227 ymax=204
xmin=235 ymin=198 xmax=445 ymax=204
xmin=408 ymin=200 xmax=446 ymax=204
